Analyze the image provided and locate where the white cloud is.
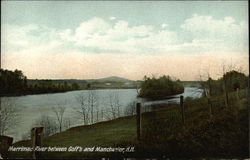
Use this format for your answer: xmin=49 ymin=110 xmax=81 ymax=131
xmin=70 ymin=18 xmax=179 ymax=53
xmin=1 ymin=24 xmax=38 ymax=48
xmin=180 ymin=14 xmax=248 ymax=52
xmin=1 ymin=14 xmax=248 ymax=80
xmin=1 ymin=15 xmax=248 ymax=55
xmin=1 ymin=10 xmax=248 ymax=81
xmin=109 ymin=16 xmax=116 ymax=20
xmin=161 ymin=24 xmax=168 ymax=28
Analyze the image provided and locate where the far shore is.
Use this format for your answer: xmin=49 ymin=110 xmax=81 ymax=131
xmin=0 ymin=87 xmax=138 ymax=98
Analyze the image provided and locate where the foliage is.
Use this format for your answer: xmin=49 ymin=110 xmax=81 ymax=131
xmin=0 ymin=69 xmax=80 ymax=96
xmin=0 ymin=69 xmax=27 ymax=95
xmin=11 ymin=88 xmax=248 ymax=158
xmin=138 ymin=75 xmax=184 ymax=99
xmin=204 ymin=70 xmax=248 ymax=95
xmin=222 ymin=70 xmax=248 ymax=90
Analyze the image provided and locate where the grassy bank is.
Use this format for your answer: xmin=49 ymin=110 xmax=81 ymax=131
xmin=11 ymin=89 xmax=249 ymax=159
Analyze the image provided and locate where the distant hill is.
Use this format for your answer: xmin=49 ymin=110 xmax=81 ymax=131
xmin=27 ymin=79 xmax=87 ymax=85
xmin=27 ymin=77 xmax=136 ymax=90
xmin=86 ymin=76 xmax=134 ymax=83
xmin=28 ymin=77 xmax=133 ymax=83
xmin=97 ymin=76 xmax=133 ymax=82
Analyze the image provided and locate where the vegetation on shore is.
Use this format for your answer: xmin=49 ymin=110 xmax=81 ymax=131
xmin=3 ymin=69 xmax=249 ymax=158
xmin=0 ymin=69 xmax=80 ymax=96
xmin=0 ymin=69 xmax=140 ymax=97
xmin=11 ymin=88 xmax=248 ymax=159
xmin=202 ymin=70 xmax=248 ymax=95
xmin=138 ymin=75 xmax=184 ymax=99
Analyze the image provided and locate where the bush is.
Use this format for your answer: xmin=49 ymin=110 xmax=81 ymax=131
xmin=138 ymin=75 xmax=184 ymax=99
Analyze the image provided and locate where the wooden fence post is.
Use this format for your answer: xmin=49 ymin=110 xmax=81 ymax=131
xmin=136 ymin=103 xmax=141 ymax=141
xmin=236 ymin=88 xmax=240 ymax=100
xmin=205 ymin=88 xmax=213 ymax=117
xmin=0 ymin=135 xmax=13 ymax=159
xmin=223 ymin=82 xmax=229 ymax=108
xmin=236 ymin=87 xmax=241 ymax=112
xmin=31 ymin=127 xmax=44 ymax=159
xmin=180 ymin=96 xmax=185 ymax=125
xmin=208 ymin=98 xmax=212 ymax=117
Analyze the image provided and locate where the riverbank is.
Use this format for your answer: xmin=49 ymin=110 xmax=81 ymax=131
xmin=0 ymin=87 xmax=137 ymax=97
xmin=0 ymin=90 xmax=73 ymax=97
xmin=0 ymin=80 xmax=198 ymax=98
xmin=10 ymin=89 xmax=248 ymax=159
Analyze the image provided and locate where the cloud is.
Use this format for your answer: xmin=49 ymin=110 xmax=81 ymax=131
xmin=1 ymin=24 xmax=66 ymax=54
xmin=161 ymin=24 xmax=168 ymax=28
xmin=2 ymin=15 xmax=248 ymax=55
xmin=180 ymin=14 xmax=248 ymax=52
xmin=1 ymin=17 xmax=179 ymax=54
xmin=109 ymin=16 xmax=116 ymax=20
xmin=71 ymin=19 xmax=179 ymax=53
xmin=1 ymin=15 xmax=248 ymax=80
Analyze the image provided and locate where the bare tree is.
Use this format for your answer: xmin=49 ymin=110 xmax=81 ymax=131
xmin=75 ymin=94 xmax=90 ymax=125
xmin=33 ymin=115 xmax=58 ymax=137
xmin=75 ymin=90 xmax=98 ymax=124
xmin=0 ymin=98 xmax=19 ymax=135
xmin=100 ymin=107 xmax=104 ymax=121
xmin=63 ymin=118 xmax=72 ymax=131
xmin=88 ymin=90 xmax=98 ymax=124
xmin=114 ymin=94 xmax=121 ymax=117
xmin=124 ymin=100 xmax=136 ymax=116
xmin=52 ymin=104 xmax=66 ymax=132
xmin=106 ymin=92 xmax=121 ymax=120
xmin=108 ymin=94 xmax=116 ymax=119
xmin=95 ymin=103 xmax=99 ymax=123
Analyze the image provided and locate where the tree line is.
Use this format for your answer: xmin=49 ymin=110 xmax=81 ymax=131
xmin=0 ymin=69 xmax=80 ymax=96
xmin=202 ymin=70 xmax=248 ymax=96
xmin=138 ymin=75 xmax=184 ymax=99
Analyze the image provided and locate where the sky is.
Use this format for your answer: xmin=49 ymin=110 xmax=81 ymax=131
xmin=1 ymin=1 xmax=249 ymax=81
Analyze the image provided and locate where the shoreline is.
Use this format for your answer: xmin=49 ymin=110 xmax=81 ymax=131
xmin=0 ymin=87 xmax=138 ymax=98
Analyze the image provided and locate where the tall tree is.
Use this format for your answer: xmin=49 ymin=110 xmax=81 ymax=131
xmin=52 ymin=105 xmax=66 ymax=132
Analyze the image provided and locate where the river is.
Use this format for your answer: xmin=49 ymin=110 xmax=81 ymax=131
xmin=1 ymin=87 xmax=203 ymax=141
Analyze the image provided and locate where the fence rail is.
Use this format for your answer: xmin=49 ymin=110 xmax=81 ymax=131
xmin=136 ymin=88 xmax=246 ymax=141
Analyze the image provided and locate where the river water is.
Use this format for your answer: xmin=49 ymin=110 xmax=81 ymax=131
xmin=1 ymin=87 xmax=203 ymax=141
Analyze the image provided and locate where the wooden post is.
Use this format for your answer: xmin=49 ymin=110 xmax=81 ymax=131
xmin=232 ymin=87 xmax=239 ymax=118
xmin=0 ymin=97 xmax=2 ymax=111
xmin=205 ymin=88 xmax=213 ymax=117
xmin=0 ymin=135 xmax=13 ymax=159
xmin=223 ymin=80 xmax=229 ymax=108
xmin=136 ymin=103 xmax=141 ymax=141
xmin=208 ymin=98 xmax=212 ymax=117
xmin=236 ymin=88 xmax=240 ymax=100
xmin=31 ymin=127 xmax=43 ymax=159
xmin=180 ymin=96 xmax=185 ymax=125
xmin=246 ymin=87 xmax=249 ymax=98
